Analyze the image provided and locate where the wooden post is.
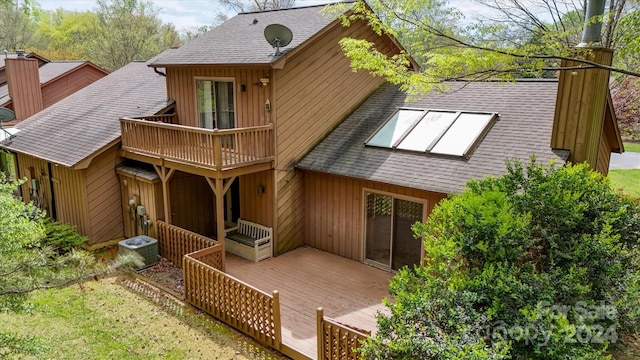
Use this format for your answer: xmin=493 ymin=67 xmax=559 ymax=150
xmin=213 ymin=129 xmax=222 ymax=171
xmin=215 ymin=177 xmax=226 ymax=271
xmin=272 ymin=290 xmax=282 ymax=350
xmin=154 ymin=164 xmax=175 ymax=224
xmin=316 ymin=307 xmax=324 ymax=360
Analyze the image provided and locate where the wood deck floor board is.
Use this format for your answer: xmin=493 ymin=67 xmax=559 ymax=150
xmin=225 ymin=246 xmax=393 ymax=359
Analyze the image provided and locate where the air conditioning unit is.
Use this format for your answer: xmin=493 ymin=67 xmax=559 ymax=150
xmin=118 ymin=235 xmax=158 ymax=270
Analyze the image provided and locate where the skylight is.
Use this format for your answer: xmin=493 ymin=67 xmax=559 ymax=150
xmin=365 ymin=108 xmax=497 ymax=158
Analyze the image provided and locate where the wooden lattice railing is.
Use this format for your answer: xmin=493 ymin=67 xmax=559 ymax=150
xmin=156 ymin=221 xmax=221 ymax=269
xmin=120 ymin=117 xmax=274 ymax=170
xmin=317 ymin=308 xmax=370 ymax=360
xmin=183 ymin=249 xmax=282 ymax=349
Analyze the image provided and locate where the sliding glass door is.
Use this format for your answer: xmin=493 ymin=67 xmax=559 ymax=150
xmin=365 ymin=192 xmax=423 ymax=270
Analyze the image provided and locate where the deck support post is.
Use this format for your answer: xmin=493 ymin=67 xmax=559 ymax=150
xmin=316 ymin=307 xmax=324 ymax=359
xmin=206 ymin=176 xmax=236 ymax=271
xmin=154 ymin=163 xmax=175 ymax=225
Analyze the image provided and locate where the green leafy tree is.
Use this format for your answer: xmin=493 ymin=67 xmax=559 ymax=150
xmin=87 ymin=0 xmax=179 ymax=71
xmin=361 ymin=160 xmax=640 ymax=359
xmin=329 ymin=0 xmax=639 ymax=95
xmin=0 ymin=0 xmax=39 ymax=51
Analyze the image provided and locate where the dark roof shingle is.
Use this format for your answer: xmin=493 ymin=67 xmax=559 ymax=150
xmin=148 ymin=2 xmax=353 ymax=66
xmin=297 ymin=81 xmax=569 ymax=194
xmin=1 ymin=62 xmax=167 ymax=167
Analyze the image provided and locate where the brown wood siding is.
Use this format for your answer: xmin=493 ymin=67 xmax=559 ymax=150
xmin=169 ymin=171 xmax=215 ymax=236
xmin=165 ymin=66 xmax=271 ymax=128
xmin=16 ymin=154 xmax=53 ymax=216
xmin=596 ymin=132 xmax=610 ymax=176
xmin=41 ymin=65 xmax=107 ymax=108
xmin=273 ymin=19 xmax=401 ymax=255
xmin=85 ymin=146 xmax=124 ymax=244
xmin=304 ymin=171 xmax=447 ymax=261
xmin=118 ymin=172 xmax=163 ymax=239
xmin=5 ymin=58 xmax=44 ymax=120
xmin=551 ymin=49 xmax=613 ymax=168
xmin=50 ymin=164 xmax=90 ymax=238
xmin=239 ymin=170 xmax=274 ymax=227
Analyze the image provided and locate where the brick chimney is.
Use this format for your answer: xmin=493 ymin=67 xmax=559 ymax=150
xmin=550 ymin=0 xmax=612 ymax=170
xmin=5 ymin=51 xmax=44 ymax=121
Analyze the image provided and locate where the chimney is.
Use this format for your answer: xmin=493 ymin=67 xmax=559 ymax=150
xmin=550 ymin=0 xmax=612 ymax=169
xmin=5 ymin=51 xmax=44 ymax=122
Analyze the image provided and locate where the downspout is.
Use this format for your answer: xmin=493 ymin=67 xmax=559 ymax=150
xmin=47 ymin=162 xmax=57 ymax=220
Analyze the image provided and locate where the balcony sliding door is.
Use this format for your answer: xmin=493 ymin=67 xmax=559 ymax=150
xmin=196 ymin=79 xmax=235 ymax=130
xmin=365 ymin=192 xmax=423 ymax=270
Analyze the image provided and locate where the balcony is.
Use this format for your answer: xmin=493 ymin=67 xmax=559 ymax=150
xmin=120 ymin=117 xmax=274 ymax=177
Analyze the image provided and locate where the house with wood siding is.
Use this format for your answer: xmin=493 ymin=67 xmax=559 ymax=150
xmin=0 ymin=1 xmax=622 ymax=268
xmin=0 ymin=62 xmax=168 ymax=246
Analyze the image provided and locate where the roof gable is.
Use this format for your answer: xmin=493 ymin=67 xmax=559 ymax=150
xmin=148 ymin=2 xmax=355 ymax=66
xmin=297 ymin=81 xmax=570 ymax=194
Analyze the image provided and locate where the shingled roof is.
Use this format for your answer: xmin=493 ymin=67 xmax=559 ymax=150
xmin=0 ymin=62 xmax=168 ymax=168
xmin=148 ymin=1 xmax=354 ymax=66
xmin=297 ymin=81 xmax=570 ymax=195
xmin=0 ymin=61 xmax=89 ymax=105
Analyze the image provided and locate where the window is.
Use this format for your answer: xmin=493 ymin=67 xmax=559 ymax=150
xmin=196 ymin=79 xmax=235 ymax=129
xmin=366 ymin=108 xmax=497 ymax=158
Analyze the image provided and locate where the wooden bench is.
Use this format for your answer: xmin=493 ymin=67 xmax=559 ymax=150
xmin=224 ymin=219 xmax=273 ymax=262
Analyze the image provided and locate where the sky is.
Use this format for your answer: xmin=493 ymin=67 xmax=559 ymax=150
xmin=37 ymin=0 xmax=341 ymax=30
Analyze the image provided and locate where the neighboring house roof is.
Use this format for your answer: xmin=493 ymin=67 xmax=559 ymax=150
xmin=0 ymin=52 xmax=49 ymax=69
xmin=0 ymin=62 xmax=168 ymax=168
xmin=297 ymin=81 xmax=570 ymax=195
xmin=148 ymin=1 xmax=355 ymax=66
xmin=0 ymin=61 xmax=89 ymax=105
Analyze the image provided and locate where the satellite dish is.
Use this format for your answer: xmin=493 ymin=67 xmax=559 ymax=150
xmin=0 ymin=107 xmax=15 ymax=123
xmin=264 ymin=24 xmax=293 ymax=56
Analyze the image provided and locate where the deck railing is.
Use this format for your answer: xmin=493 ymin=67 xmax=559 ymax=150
xmin=156 ymin=220 xmax=221 ymax=269
xmin=120 ymin=117 xmax=274 ymax=170
xmin=133 ymin=114 xmax=178 ymax=124
xmin=183 ymin=249 xmax=282 ymax=349
xmin=317 ymin=308 xmax=369 ymax=360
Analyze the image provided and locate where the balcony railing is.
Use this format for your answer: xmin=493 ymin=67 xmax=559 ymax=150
xmin=120 ymin=117 xmax=274 ymax=171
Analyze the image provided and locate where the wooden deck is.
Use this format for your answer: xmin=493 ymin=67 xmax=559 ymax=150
xmin=225 ymin=246 xmax=393 ymax=359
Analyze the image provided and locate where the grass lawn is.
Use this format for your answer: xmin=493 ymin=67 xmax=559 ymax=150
xmin=0 ymin=275 xmax=283 ymax=360
xmin=624 ymin=142 xmax=640 ymax=153
xmin=609 ymin=169 xmax=640 ymax=198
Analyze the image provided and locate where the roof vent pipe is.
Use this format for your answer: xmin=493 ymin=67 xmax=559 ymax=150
xmin=578 ymin=0 xmax=606 ymax=47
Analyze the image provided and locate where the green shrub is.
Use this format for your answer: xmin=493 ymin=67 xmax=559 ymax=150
xmin=361 ymin=160 xmax=640 ymax=359
xmin=40 ymin=220 xmax=87 ymax=254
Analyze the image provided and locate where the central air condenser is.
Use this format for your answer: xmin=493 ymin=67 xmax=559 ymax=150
xmin=118 ymin=235 xmax=158 ymax=270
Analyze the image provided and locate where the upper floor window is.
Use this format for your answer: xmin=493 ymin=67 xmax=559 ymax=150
xmin=365 ymin=108 xmax=497 ymax=158
xmin=196 ymin=79 xmax=235 ymax=129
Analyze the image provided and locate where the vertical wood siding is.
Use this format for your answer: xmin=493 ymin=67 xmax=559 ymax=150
xmin=551 ymin=49 xmax=613 ymax=167
xmin=304 ymin=171 xmax=447 ymax=261
xmin=165 ymin=66 xmax=271 ymax=128
xmin=118 ymin=172 xmax=163 ymax=239
xmin=273 ymin=19 xmax=402 ymax=255
xmin=50 ymin=164 xmax=90 ymax=238
xmin=41 ymin=65 xmax=107 ymax=108
xmin=169 ymin=171 xmax=216 ymax=236
xmin=5 ymin=59 xmax=44 ymax=120
xmin=239 ymin=170 xmax=274 ymax=227
xmin=85 ymin=146 xmax=124 ymax=244
xmin=16 ymin=154 xmax=53 ymax=215
xmin=596 ymin=132 xmax=611 ymax=175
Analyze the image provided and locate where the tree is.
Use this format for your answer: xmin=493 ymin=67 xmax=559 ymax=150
xmin=0 ymin=0 xmax=39 ymax=51
xmin=329 ymin=0 xmax=640 ymax=95
xmin=217 ymin=0 xmax=296 ymax=13
xmin=361 ymin=160 xmax=640 ymax=359
xmin=29 ymin=9 xmax=97 ymax=61
xmin=87 ymin=0 xmax=179 ymax=71
xmin=612 ymin=76 xmax=640 ymax=140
